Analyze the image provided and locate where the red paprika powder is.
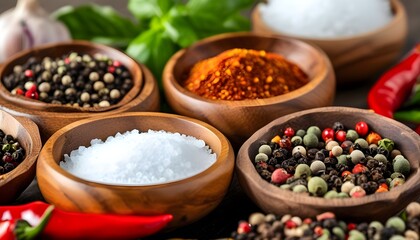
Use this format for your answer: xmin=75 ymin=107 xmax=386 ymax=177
xmin=184 ymin=48 xmax=309 ymax=100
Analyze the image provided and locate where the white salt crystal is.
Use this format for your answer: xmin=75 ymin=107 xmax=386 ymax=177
xmin=60 ymin=130 xmax=217 ymax=185
xmin=259 ymin=0 xmax=393 ymax=38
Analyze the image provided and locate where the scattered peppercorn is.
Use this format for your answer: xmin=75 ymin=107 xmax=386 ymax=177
xmin=0 ymin=129 xmax=26 ymax=175
xmin=231 ymin=201 xmax=420 ymax=240
xmin=2 ymin=52 xmax=133 ymax=108
xmin=253 ymin=122 xmax=411 ymax=198
xmin=183 ymin=48 xmax=309 ymax=100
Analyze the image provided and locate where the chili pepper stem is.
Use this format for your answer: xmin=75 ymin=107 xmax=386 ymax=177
xmin=14 ymin=205 xmax=54 ymax=240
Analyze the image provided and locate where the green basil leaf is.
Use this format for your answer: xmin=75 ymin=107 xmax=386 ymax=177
xmin=54 ymin=4 xmax=139 ymax=49
xmin=163 ymin=9 xmax=198 ymax=48
xmin=186 ymin=0 xmax=255 ymax=19
xmin=223 ymin=13 xmax=251 ymax=32
xmin=127 ymin=28 xmax=178 ymax=87
xmin=128 ymin=0 xmax=176 ymax=21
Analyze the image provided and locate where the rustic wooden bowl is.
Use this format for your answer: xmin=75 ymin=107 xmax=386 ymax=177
xmin=0 ymin=40 xmax=143 ymax=112
xmin=252 ymin=0 xmax=408 ymax=85
xmin=36 ymin=112 xmax=235 ymax=229
xmin=0 ymin=110 xmax=41 ymax=204
xmin=0 ymin=58 xmax=159 ymax=143
xmin=163 ymin=32 xmax=335 ymax=148
xmin=236 ymin=107 xmax=420 ymax=222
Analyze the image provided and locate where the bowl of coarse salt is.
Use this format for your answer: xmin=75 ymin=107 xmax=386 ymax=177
xmin=36 ymin=112 xmax=235 ymax=229
xmin=252 ymin=0 xmax=408 ymax=84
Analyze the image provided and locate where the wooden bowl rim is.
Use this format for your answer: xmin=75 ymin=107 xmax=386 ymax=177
xmin=38 ymin=112 xmax=234 ymax=188
xmin=163 ymin=32 xmax=334 ymax=107
xmin=252 ymin=0 xmax=406 ymax=42
xmin=0 ymin=40 xmax=143 ymax=113
xmin=0 ymin=63 xmax=156 ymax=118
xmin=237 ymin=106 xmax=420 ymax=208
xmin=0 ymin=110 xmax=42 ymax=187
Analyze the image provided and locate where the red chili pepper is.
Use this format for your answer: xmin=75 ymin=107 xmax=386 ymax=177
xmin=0 ymin=201 xmax=172 ymax=240
xmin=415 ymin=125 xmax=420 ymax=135
xmin=368 ymin=44 xmax=420 ymax=118
xmin=1 ymin=205 xmax=54 ymax=240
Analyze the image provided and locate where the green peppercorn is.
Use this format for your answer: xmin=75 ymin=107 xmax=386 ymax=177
xmin=385 ymin=217 xmax=405 ymax=233
xmin=310 ymin=160 xmax=326 ymax=175
xmin=292 ymin=146 xmax=306 ymax=156
xmin=348 ymin=230 xmax=366 ymax=240
xmin=292 ymin=184 xmax=307 ymax=193
xmin=337 ymin=192 xmax=349 ymax=198
xmin=354 ymin=138 xmax=369 ymax=149
xmin=291 ymin=136 xmax=302 ymax=145
xmin=324 ymin=190 xmax=338 ymax=199
xmin=332 ymin=226 xmax=345 ymax=240
xmin=306 ymin=126 xmax=321 ymax=139
xmin=373 ymin=153 xmax=387 ymax=164
xmin=294 ymin=164 xmax=311 ymax=178
xmin=393 ymin=157 xmax=410 ymax=176
xmin=307 ymin=177 xmax=328 ymax=196
xmin=303 ymin=133 xmax=318 ymax=148
xmin=295 ymin=129 xmax=306 ymax=138
xmin=346 ymin=129 xmax=359 ymax=142
xmin=378 ymin=138 xmax=394 ymax=152
xmin=350 ymin=150 xmax=365 ymax=164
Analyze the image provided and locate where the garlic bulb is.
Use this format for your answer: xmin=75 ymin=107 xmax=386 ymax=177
xmin=0 ymin=0 xmax=71 ymax=63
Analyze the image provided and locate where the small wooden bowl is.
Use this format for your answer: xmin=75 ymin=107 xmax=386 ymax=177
xmin=252 ymin=0 xmax=408 ymax=85
xmin=0 ymin=40 xmax=143 ymax=112
xmin=236 ymin=107 xmax=420 ymax=222
xmin=36 ymin=112 xmax=235 ymax=229
xmin=0 ymin=110 xmax=41 ymax=204
xmin=0 ymin=59 xmax=159 ymax=142
xmin=163 ymin=32 xmax=335 ymax=147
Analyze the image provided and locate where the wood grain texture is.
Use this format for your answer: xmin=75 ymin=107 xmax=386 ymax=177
xmin=0 ymin=60 xmax=160 ymax=143
xmin=236 ymin=106 xmax=420 ymax=222
xmin=163 ymin=32 xmax=335 ymax=148
xmin=252 ymin=0 xmax=408 ymax=85
xmin=0 ymin=110 xmax=41 ymax=204
xmin=36 ymin=112 xmax=235 ymax=229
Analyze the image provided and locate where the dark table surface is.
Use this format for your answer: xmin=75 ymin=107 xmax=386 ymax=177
xmin=2 ymin=0 xmax=420 ymax=238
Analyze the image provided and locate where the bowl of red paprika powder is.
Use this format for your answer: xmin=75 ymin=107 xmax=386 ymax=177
xmin=163 ymin=32 xmax=335 ymax=148
xmin=236 ymin=106 xmax=420 ymax=222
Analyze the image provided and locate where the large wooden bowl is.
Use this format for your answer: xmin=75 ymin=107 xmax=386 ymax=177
xmin=236 ymin=107 xmax=420 ymax=222
xmin=252 ymin=0 xmax=408 ymax=85
xmin=0 ymin=42 xmax=160 ymax=142
xmin=36 ymin=112 xmax=235 ymax=229
xmin=0 ymin=110 xmax=41 ymax=204
xmin=163 ymin=32 xmax=335 ymax=148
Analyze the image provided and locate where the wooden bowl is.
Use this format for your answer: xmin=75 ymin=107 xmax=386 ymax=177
xmin=252 ymin=0 xmax=408 ymax=85
xmin=0 ymin=40 xmax=143 ymax=112
xmin=236 ymin=107 xmax=420 ymax=222
xmin=163 ymin=32 xmax=335 ymax=148
xmin=0 ymin=52 xmax=159 ymax=142
xmin=36 ymin=112 xmax=235 ymax=229
xmin=0 ymin=110 xmax=41 ymax=204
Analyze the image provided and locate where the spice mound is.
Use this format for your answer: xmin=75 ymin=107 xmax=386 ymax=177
xmin=231 ymin=201 xmax=420 ymax=239
xmin=0 ymin=129 xmax=25 ymax=175
xmin=60 ymin=129 xmax=217 ymax=185
xmin=2 ymin=52 xmax=133 ymax=108
xmin=183 ymin=48 xmax=309 ymax=100
xmin=254 ymin=121 xmax=410 ymax=198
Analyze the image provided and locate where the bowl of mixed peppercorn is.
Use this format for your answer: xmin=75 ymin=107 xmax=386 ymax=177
xmin=0 ymin=110 xmax=41 ymax=204
xmin=163 ymin=32 xmax=335 ymax=147
xmin=236 ymin=106 xmax=420 ymax=222
xmin=0 ymin=40 xmax=160 ymax=142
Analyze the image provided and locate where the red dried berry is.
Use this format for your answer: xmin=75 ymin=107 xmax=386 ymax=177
xmin=15 ymin=88 xmax=24 ymax=95
xmin=285 ymin=220 xmax=297 ymax=229
xmin=284 ymin=127 xmax=295 ymax=138
xmin=321 ymin=128 xmax=334 ymax=141
xmin=113 ymin=60 xmax=121 ymax=67
xmin=335 ymin=130 xmax=346 ymax=142
xmin=108 ymin=66 xmax=115 ymax=73
xmin=237 ymin=221 xmax=251 ymax=234
xmin=271 ymin=168 xmax=291 ymax=184
xmin=355 ymin=121 xmax=369 ymax=137
xmin=64 ymin=57 xmax=71 ymax=64
xmin=347 ymin=223 xmax=357 ymax=231
xmin=24 ymin=69 xmax=33 ymax=78
xmin=352 ymin=164 xmax=368 ymax=174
